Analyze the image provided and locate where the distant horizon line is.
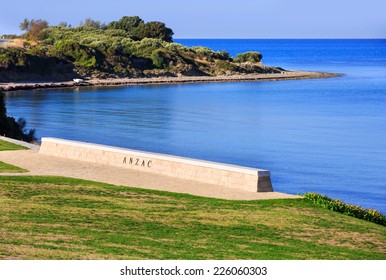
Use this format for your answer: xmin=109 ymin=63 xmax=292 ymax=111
xmin=174 ymin=37 xmax=386 ymax=40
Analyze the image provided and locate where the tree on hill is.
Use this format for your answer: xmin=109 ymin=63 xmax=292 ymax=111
xmin=19 ymin=18 xmax=49 ymax=41
xmin=107 ymin=16 xmax=173 ymax=42
xmin=19 ymin=19 xmax=30 ymax=31
xmin=80 ymin=18 xmax=103 ymax=29
xmin=107 ymin=16 xmax=144 ymax=33
xmin=133 ymin=21 xmax=174 ymax=42
xmin=0 ymin=92 xmax=36 ymax=142
xmin=58 ymin=22 xmax=70 ymax=28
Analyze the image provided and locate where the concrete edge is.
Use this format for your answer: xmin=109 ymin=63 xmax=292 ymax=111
xmin=41 ymin=137 xmax=270 ymax=176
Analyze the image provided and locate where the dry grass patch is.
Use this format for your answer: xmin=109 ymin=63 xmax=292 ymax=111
xmin=0 ymin=39 xmax=36 ymax=49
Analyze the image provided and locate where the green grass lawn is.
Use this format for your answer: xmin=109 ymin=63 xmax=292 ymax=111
xmin=0 ymin=161 xmax=28 ymax=173
xmin=0 ymin=139 xmax=28 ymax=173
xmin=0 ymin=139 xmax=28 ymax=151
xmin=0 ymin=176 xmax=385 ymax=260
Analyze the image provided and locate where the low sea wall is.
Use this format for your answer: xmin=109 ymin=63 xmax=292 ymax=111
xmin=39 ymin=137 xmax=273 ymax=192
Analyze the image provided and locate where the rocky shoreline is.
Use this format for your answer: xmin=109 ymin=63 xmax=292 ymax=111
xmin=0 ymin=71 xmax=340 ymax=92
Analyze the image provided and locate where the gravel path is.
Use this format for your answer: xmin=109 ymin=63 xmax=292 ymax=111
xmin=0 ymin=148 xmax=299 ymax=200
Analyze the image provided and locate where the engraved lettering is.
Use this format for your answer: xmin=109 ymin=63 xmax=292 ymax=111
xmin=123 ymin=156 xmax=152 ymax=168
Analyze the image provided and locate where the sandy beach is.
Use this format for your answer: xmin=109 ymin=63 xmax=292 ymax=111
xmin=0 ymin=71 xmax=340 ymax=92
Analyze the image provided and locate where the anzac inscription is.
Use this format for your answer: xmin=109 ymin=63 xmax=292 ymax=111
xmin=123 ymin=156 xmax=152 ymax=168
xmin=40 ymin=138 xmax=274 ymax=193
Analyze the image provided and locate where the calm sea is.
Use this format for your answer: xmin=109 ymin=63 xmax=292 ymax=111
xmin=5 ymin=39 xmax=386 ymax=213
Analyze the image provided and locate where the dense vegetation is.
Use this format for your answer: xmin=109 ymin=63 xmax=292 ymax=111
xmin=304 ymin=192 xmax=386 ymax=226
xmin=0 ymin=16 xmax=278 ymax=82
xmin=0 ymin=91 xmax=36 ymax=142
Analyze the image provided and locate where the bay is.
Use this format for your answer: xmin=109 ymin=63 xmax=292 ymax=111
xmin=5 ymin=39 xmax=386 ymax=213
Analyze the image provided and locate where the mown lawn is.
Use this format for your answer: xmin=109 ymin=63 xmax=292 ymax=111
xmin=0 ymin=161 xmax=27 ymax=173
xmin=0 ymin=139 xmax=27 ymax=151
xmin=0 ymin=176 xmax=385 ymax=260
xmin=0 ymin=139 xmax=28 ymax=173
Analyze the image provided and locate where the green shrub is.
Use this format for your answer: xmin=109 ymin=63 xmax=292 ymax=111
xmin=150 ymin=48 xmax=169 ymax=68
xmin=53 ymin=40 xmax=101 ymax=69
xmin=303 ymin=192 xmax=386 ymax=226
xmin=22 ymin=41 xmax=31 ymax=49
xmin=215 ymin=60 xmax=237 ymax=71
xmin=192 ymin=46 xmax=214 ymax=56
xmin=0 ymin=47 xmax=75 ymax=79
xmin=0 ymin=48 xmax=26 ymax=68
xmin=164 ymin=42 xmax=190 ymax=52
xmin=126 ymin=38 xmax=165 ymax=58
xmin=104 ymin=29 xmax=129 ymax=38
xmin=218 ymin=50 xmax=231 ymax=61
xmin=234 ymin=51 xmax=263 ymax=63
xmin=26 ymin=45 xmax=50 ymax=56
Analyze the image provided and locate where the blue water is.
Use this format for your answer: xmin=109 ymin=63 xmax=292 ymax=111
xmin=5 ymin=39 xmax=386 ymax=213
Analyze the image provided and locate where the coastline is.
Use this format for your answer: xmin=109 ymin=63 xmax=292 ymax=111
xmin=0 ymin=70 xmax=340 ymax=92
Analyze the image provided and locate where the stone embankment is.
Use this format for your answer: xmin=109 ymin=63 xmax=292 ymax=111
xmin=0 ymin=71 xmax=340 ymax=92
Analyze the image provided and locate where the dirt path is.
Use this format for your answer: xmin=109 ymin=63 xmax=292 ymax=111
xmin=0 ymin=148 xmax=299 ymax=200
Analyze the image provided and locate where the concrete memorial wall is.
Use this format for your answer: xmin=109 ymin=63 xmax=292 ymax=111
xmin=39 ymin=137 xmax=273 ymax=192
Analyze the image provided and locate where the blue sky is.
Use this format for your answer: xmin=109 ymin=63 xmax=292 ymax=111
xmin=1 ymin=0 xmax=385 ymax=38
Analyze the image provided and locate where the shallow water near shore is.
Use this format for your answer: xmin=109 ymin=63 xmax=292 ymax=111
xmin=5 ymin=39 xmax=386 ymax=213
